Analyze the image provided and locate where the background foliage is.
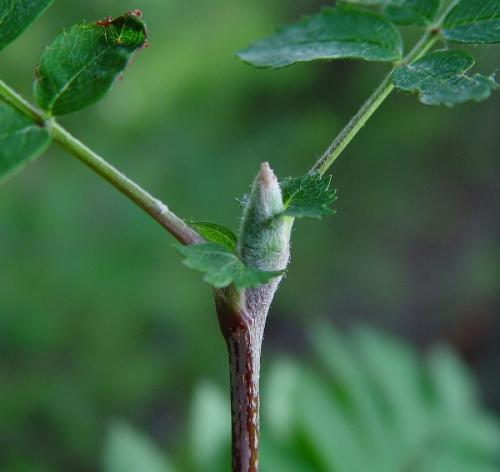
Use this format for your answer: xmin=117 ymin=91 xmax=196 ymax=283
xmin=0 ymin=0 xmax=498 ymax=470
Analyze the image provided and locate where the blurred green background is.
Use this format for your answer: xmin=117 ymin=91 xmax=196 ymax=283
xmin=0 ymin=0 xmax=498 ymax=470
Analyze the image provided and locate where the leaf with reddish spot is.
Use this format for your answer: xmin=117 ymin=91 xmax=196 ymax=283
xmin=34 ymin=10 xmax=147 ymax=116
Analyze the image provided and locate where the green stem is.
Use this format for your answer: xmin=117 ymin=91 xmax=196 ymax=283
xmin=403 ymin=29 xmax=440 ymax=65
xmin=0 ymin=80 xmax=43 ymax=125
xmin=311 ymin=32 xmax=439 ymax=176
xmin=48 ymin=122 xmax=202 ymax=245
xmin=0 ymin=79 xmax=201 ymax=246
xmin=311 ymin=73 xmax=394 ymax=176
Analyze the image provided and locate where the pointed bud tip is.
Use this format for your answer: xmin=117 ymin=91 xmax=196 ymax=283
xmin=259 ymin=162 xmax=277 ymax=188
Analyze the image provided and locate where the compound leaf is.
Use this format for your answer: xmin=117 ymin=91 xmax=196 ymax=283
xmin=185 ymin=325 xmax=500 ymax=470
xmin=391 ymin=50 xmax=498 ymax=106
xmin=34 ymin=10 xmax=147 ymax=116
xmin=383 ymin=0 xmax=440 ymax=25
xmin=442 ymin=0 xmax=500 ymax=44
xmin=0 ymin=0 xmax=53 ymax=51
xmin=175 ymin=242 xmax=283 ymax=289
xmin=281 ymin=172 xmax=336 ymax=219
xmin=0 ymin=101 xmax=50 ymax=184
xmin=236 ymin=6 xmax=403 ymax=68
xmin=189 ymin=222 xmax=237 ymax=250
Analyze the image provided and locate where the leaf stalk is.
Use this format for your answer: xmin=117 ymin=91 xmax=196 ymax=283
xmin=311 ymin=30 xmax=439 ymax=176
xmin=0 ymin=79 xmax=201 ymax=245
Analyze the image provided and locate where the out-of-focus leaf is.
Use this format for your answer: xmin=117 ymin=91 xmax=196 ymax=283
xmin=297 ymin=370 xmax=366 ymax=471
xmin=0 ymin=101 xmax=50 ymax=184
xmin=189 ymin=381 xmax=230 ymax=470
xmin=281 ymin=172 xmax=336 ymax=219
xmin=427 ymin=344 xmax=477 ymax=413
xmin=185 ymin=325 xmax=500 ymax=472
xmin=175 ymin=242 xmax=283 ymax=289
xmin=353 ymin=326 xmax=431 ymax=458
xmin=419 ymin=448 xmax=500 ymax=472
xmin=103 ymin=421 xmax=176 ymax=472
xmin=263 ymin=358 xmax=301 ymax=439
xmin=311 ymin=325 xmax=394 ymax=470
xmin=391 ymin=50 xmax=498 ymax=106
xmin=34 ymin=10 xmax=147 ymax=115
xmin=442 ymin=0 xmax=500 ymax=44
xmin=383 ymin=0 xmax=440 ymax=25
xmin=442 ymin=413 xmax=500 ymax=458
xmin=260 ymin=439 xmax=317 ymax=472
xmin=0 ymin=0 xmax=53 ymax=51
xmin=189 ymin=222 xmax=237 ymax=250
xmin=236 ymin=6 xmax=403 ymax=68
xmin=340 ymin=0 xmax=387 ymax=4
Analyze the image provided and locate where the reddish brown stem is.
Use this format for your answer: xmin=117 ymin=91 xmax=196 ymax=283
xmin=215 ymin=289 xmax=265 ymax=472
xmin=227 ymin=325 xmax=261 ymax=471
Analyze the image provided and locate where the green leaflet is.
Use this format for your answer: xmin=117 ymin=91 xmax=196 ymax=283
xmin=427 ymin=345 xmax=478 ymax=412
xmin=189 ymin=382 xmax=230 ymax=470
xmin=175 ymin=242 xmax=283 ymax=289
xmin=296 ymin=325 xmax=500 ymax=472
xmin=443 ymin=0 xmax=500 ymax=44
xmin=189 ymin=222 xmax=237 ymax=250
xmin=0 ymin=0 xmax=53 ymax=51
xmin=34 ymin=10 xmax=147 ymax=116
xmin=0 ymin=101 xmax=51 ymax=184
xmin=383 ymin=0 xmax=440 ymax=25
xmin=236 ymin=6 xmax=403 ymax=68
xmin=340 ymin=0 xmax=440 ymax=26
xmin=281 ymin=172 xmax=337 ymax=219
xmin=103 ymin=422 xmax=177 ymax=472
xmin=340 ymin=0 xmax=386 ymax=5
xmin=391 ymin=50 xmax=498 ymax=106
xmin=98 ymin=328 xmax=500 ymax=472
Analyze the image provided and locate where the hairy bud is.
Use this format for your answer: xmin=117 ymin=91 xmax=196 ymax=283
xmin=239 ymin=162 xmax=291 ymax=272
xmin=238 ymin=162 xmax=292 ymax=319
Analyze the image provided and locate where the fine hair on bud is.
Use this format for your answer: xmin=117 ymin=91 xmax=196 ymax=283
xmin=238 ymin=162 xmax=292 ymax=274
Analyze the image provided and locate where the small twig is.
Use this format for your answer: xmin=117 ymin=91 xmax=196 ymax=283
xmin=311 ymin=73 xmax=394 ymax=177
xmin=48 ymin=122 xmax=202 ymax=245
xmin=0 ymin=79 xmax=202 ymax=246
xmin=310 ymin=32 xmax=439 ymax=177
xmin=0 ymin=79 xmax=44 ymax=125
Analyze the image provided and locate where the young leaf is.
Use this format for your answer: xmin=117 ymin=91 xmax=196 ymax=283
xmin=34 ymin=10 xmax=147 ymax=116
xmin=383 ymin=0 xmax=440 ymax=25
xmin=442 ymin=0 xmax=500 ymax=44
xmin=175 ymin=242 xmax=283 ymax=289
xmin=0 ymin=101 xmax=51 ymax=184
xmin=281 ymin=172 xmax=336 ymax=219
xmin=391 ymin=50 xmax=498 ymax=106
xmin=236 ymin=6 xmax=403 ymax=68
xmin=189 ymin=222 xmax=237 ymax=250
xmin=0 ymin=0 xmax=53 ymax=51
